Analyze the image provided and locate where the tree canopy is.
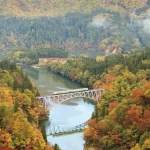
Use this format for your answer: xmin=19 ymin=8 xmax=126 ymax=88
xmin=0 ymin=60 xmax=53 ymax=150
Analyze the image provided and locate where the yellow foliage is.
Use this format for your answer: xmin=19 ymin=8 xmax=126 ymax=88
xmin=0 ymin=87 xmax=13 ymax=104
xmin=0 ymin=66 xmax=53 ymax=149
xmin=0 ymin=130 xmax=14 ymax=149
xmin=96 ymin=56 xmax=105 ymax=62
xmin=80 ymin=53 xmax=88 ymax=58
xmin=12 ymin=109 xmax=46 ymax=149
xmin=142 ymin=138 xmax=150 ymax=149
xmin=1 ymin=0 xmax=145 ymax=17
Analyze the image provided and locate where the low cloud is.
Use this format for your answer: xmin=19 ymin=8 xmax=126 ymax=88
xmin=143 ymin=13 xmax=150 ymax=33
xmin=89 ymin=18 xmax=110 ymax=28
xmin=143 ymin=19 xmax=150 ymax=33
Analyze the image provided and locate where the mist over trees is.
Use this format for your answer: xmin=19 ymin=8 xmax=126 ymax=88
xmin=1 ymin=1 xmax=150 ymax=149
xmin=0 ymin=4 xmax=150 ymax=56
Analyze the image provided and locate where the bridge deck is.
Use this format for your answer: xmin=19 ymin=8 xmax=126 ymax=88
xmin=38 ymin=88 xmax=105 ymax=136
xmin=47 ymin=122 xmax=87 ymax=136
xmin=37 ymin=88 xmax=104 ymax=105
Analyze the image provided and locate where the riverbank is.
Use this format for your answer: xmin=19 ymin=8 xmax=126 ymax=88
xmin=23 ymin=67 xmax=95 ymax=150
xmin=46 ymin=58 xmax=99 ymax=88
xmin=18 ymin=57 xmax=74 ymax=69
xmin=0 ymin=60 xmax=54 ymax=150
xmin=40 ymin=57 xmax=76 ymax=64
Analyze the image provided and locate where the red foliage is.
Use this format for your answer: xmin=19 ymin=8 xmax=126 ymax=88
xmin=136 ymin=109 xmax=150 ymax=132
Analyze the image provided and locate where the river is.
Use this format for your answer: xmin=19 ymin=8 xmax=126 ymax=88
xmin=23 ymin=67 xmax=95 ymax=150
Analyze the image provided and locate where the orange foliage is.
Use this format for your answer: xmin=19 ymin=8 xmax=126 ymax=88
xmin=94 ymin=73 xmax=116 ymax=90
xmin=84 ymin=120 xmax=99 ymax=139
xmin=136 ymin=109 xmax=150 ymax=132
xmin=0 ymin=147 xmax=12 ymax=150
xmin=0 ymin=130 xmax=12 ymax=149
xmin=109 ymin=100 xmax=119 ymax=112
xmin=111 ymin=135 xmax=122 ymax=143
xmin=128 ymin=89 xmax=145 ymax=100
xmin=45 ymin=144 xmax=54 ymax=150
xmin=125 ymin=105 xmax=142 ymax=124
xmin=128 ymin=82 xmax=150 ymax=105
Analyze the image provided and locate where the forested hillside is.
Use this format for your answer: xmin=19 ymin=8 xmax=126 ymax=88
xmin=6 ymin=47 xmax=68 ymax=65
xmin=0 ymin=0 xmax=147 ymax=17
xmin=0 ymin=60 xmax=53 ymax=150
xmin=0 ymin=0 xmax=150 ymax=56
xmin=2 ymin=1 xmax=150 ymax=150
xmin=47 ymin=48 xmax=150 ymax=149
xmin=84 ymin=69 xmax=150 ymax=150
xmin=47 ymin=48 xmax=150 ymax=87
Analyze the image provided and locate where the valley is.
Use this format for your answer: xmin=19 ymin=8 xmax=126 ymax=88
xmin=1 ymin=1 xmax=150 ymax=150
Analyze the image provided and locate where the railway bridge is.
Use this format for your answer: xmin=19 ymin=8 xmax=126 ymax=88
xmin=37 ymin=88 xmax=104 ymax=136
xmin=48 ymin=122 xmax=87 ymax=136
xmin=37 ymin=88 xmax=104 ymax=107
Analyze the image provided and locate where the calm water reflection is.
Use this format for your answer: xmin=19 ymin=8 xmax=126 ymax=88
xmin=23 ymin=67 xmax=94 ymax=150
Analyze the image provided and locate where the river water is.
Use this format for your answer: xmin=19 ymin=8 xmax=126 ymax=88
xmin=23 ymin=67 xmax=94 ymax=150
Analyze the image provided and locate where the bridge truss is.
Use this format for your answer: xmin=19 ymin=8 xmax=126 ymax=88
xmin=47 ymin=122 xmax=87 ymax=136
xmin=37 ymin=88 xmax=104 ymax=107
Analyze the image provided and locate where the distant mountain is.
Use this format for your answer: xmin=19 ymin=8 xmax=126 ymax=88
xmin=0 ymin=0 xmax=150 ymax=56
